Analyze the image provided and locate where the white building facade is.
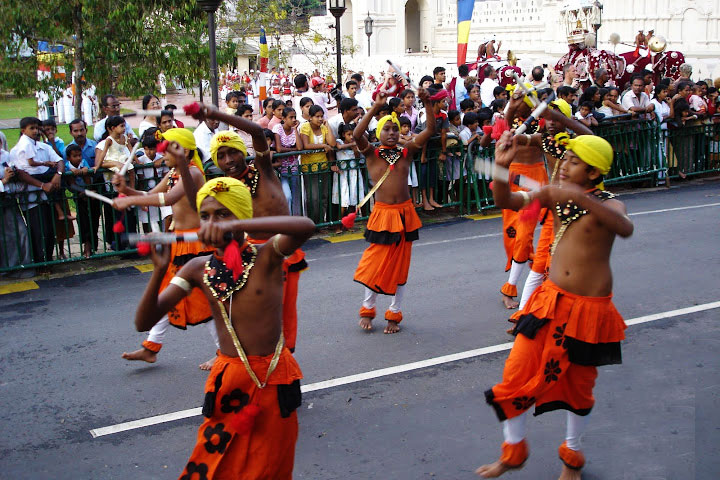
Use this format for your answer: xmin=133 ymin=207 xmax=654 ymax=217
xmin=286 ymin=0 xmax=720 ymax=80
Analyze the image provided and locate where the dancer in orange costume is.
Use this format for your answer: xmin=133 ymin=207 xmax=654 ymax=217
xmin=185 ymin=104 xmax=307 ymax=367
xmin=352 ymin=87 xmax=439 ymax=334
xmin=113 ymin=128 xmax=212 ymax=365
xmin=477 ymin=131 xmax=633 ymax=479
xmin=134 ymin=176 xmax=315 ymax=479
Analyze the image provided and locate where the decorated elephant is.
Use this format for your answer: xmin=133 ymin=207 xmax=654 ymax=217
xmin=616 ymin=36 xmax=685 ymax=87
xmin=554 ymin=43 xmax=626 ymax=85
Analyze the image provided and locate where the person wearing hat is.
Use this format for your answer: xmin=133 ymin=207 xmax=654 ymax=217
xmin=134 ymin=176 xmax=315 ymax=480
xmin=308 ymin=76 xmax=336 ymax=119
xmin=506 ymin=99 xmax=594 ymax=328
xmin=351 ymin=88 xmax=438 ymax=334
xmin=113 ymin=129 xmax=212 ymax=365
xmin=183 ymin=104 xmax=309 ymax=359
xmin=477 ymin=130 xmax=633 ymax=480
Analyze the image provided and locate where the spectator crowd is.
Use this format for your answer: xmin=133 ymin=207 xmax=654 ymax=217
xmin=2 ymin=60 xmax=719 ymax=275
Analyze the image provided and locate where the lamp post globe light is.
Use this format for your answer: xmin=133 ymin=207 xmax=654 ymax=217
xmin=328 ymin=0 xmax=347 ymax=83
xmin=364 ymin=12 xmax=374 ymax=57
xmin=198 ymin=0 xmax=223 ymax=106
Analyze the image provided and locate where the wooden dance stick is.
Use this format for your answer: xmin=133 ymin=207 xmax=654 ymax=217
xmin=386 ymin=60 xmax=419 ymax=91
xmin=473 ymin=158 xmax=542 ymax=191
xmin=119 ymin=140 xmax=142 ymax=176
xmin=514 ymin=92 xmax=555 ymax=135
xmin=125 ymin=231 xmax=232 ymax=245
xmin=134 ymin=109 xmax=166 ymax=117
xmin=68 ymin=184 xmax=115 ymax=205
xmin=510 ymin=72 xmax=539 ymax=107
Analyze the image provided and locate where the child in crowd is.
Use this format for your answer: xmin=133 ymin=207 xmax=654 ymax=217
xmin=415 ymin=88 xmax=449 ymax=211
xmin=460 ymin=98 xmax=476 ymax=120
xmin=575 ymin=101 xmax=598 ymax=127
xmin=298 ymin=97 xmax=314 ymax=127
xmin=41 ymin=119 xmax=65 ymax=158
xmin=224 ymin=91 xmax=241 ymax=115
xmin=490 ymin=99 xmax=507 ymax=124
xmin=398 ymin=116 xmax=420 ymax=205
xmin=257 ymin=98 xmax=275 ymax=129
xmin=368 ymin=103 xmax=392 ymax=141
xmin=135 ymin=128 xmax=170 ymax=232
xmin=272 ymin=107 xmax=302 ymax=214
xmin=389 ymin=97 xmax=405 ymax=117
xmin=598 ymin=87 xmax=630 ymax=117
xmin=263 ymin=128 xmax=276 ymax=151
xmin=95 ymin=115 xmax=136 ymax=189
xmin=445 ymin=110 xmax=463 ymax=192
xmin=156 ymin=110 xmax=174 ymax=133
xmin=459 ymin=111 xmax=481 ymax=145
xmin=235 ymin=105 xmax=256 ymax=158
xmin=64 ymin=144 xmax=95 ymax=257
xmin=12 ymin=117 xmax=67 ymax=221
xmin=332 ymin=122 xmax=365 ymax=223
xmin=298 ymin=104 xmax=336 ymax=223
xmin=164 ymin=104 xmax=185 ymax=128
xmin=400 ymin=89 xmax=419 ymax=130
xmin=268 ymin=99 xmax=285 ymax=130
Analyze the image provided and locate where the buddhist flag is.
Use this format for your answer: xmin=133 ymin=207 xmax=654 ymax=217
xmin=259 ymin=27 xmax=269 ymax=105
xmin=457 ymin=0 xmax=475 ymax=66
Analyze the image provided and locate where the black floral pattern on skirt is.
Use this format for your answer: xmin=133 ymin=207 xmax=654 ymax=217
xmin=203 ymin=423 xmax=232 ymax=454
xmin=544 ymin=358 xmax=562 ymax=383
xmin=220 ymin=389 xmax=249 ymax=414
xmin=180 ymin=461 xmax=209 ymax=480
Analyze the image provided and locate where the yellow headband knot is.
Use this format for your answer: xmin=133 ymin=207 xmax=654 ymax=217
xmin=507 ymin=82 xmax=538 ymax=109
xmin=376 ymin=112 xmax=401 ymax=140
xmin=554 ymin=133 xmax=614 ymax=189
xmin=550 ymin=99 xmax=572 ymax=119
xmin=210 ymin=130 xmax=248 ymax=167
xmin=159 ymin=128 xmax=205 ymax=176
xmin=196 ymin=177 xmax=253 ymax=220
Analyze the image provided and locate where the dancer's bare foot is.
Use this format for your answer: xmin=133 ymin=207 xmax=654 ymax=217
xmin=121 ymin=348 xmax=157 ymax=363
xmin=359 ymin=316 xmax=373 ymax=331
xmin=422 ymin=201 xmax=435 ymax=212
xmin=558 ymin=465 xmax=582 ymax=480
xmin=199 ymin=356 xmax=216 ymax=371
xmin=502 ymin=294 xmax=519 ymax=309
xmin=384 ymin=320 xmax=400 ymax=334
xmin=429 ymin=199 xmax=443 ymax=208
xmin=475 ymin=460 xmax=513 ymax=478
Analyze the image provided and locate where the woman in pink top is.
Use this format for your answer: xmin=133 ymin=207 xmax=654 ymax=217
xmin=256 ymin=98 xmax=274 ymax=128
xmin=267 ymin=99 xmax=285 ymax=130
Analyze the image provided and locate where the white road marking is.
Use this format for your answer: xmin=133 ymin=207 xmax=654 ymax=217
xmin=305 ymin=202 xmax=719 ymax=263
xmin=90 ymin=300 xmax=720 ymax=438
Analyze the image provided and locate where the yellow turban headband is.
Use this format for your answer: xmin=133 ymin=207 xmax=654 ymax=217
xmin=159 ymin=128 xmax=205 ymax=175
xmin=210 ymin=130 xmax=248 ymax=167
xmin=550 ymin=98 xmax=572 ymax=119
xmin=506 ymin=82 xmax=538 ymax=109
xmin=376 ymin=112 xmax=401 ymax=140
xmin=196 ymin=177 xmax=253 ymax=220
xmin=555 ymin=133 xmax=614 ymax=189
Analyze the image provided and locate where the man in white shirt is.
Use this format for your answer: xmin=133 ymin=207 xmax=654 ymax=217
xmin=621 ymin=75 xmax=654 ymax=119
xmin=193 ymin=117 xmax=220 ymax=161
xmin=454 ymin=64 xmax=470 ymax=111
xmin=328 ymin=98 xmax=360 ymax=138
xmin=291 ymin=74 xmax=311 ymax=115
xmin=480 ymin=65 xmax=500 ymax=108
xmin=93 ymin=95 xmax=136 ymax=141
xmin=351 ymin=73 xmax=373 ymax=110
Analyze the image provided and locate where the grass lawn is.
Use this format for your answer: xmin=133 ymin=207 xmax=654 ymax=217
xmin=1 ymin=126 xmax=95 ymax=151
xmin=0 ymin=97 xmax=39 ymax=120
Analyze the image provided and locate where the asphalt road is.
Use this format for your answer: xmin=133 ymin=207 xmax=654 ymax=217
xmin=1 ymin=182 xmax=718 ymax=479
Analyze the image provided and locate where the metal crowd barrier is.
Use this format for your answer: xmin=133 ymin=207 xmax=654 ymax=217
xmin=2 ymin=119 xmax=719 ymax=274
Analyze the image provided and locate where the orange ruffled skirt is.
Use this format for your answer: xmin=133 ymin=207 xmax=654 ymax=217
xmin=247 ymin=237 xmax=307 ymax=353
xmin=502 ymin=162 xmax=549 ymax=271
xmin=160 ymin=228 xmax=214 ymax=329
xmin=179 ymin=349 xmax=303 ymax=480
xmin=530 ymin=210 xmax=554 ymax=275
xmin=486 ymin=280 xmax=626 ymax=421
xmin=354 ymin=199 xmax=422 ymax=295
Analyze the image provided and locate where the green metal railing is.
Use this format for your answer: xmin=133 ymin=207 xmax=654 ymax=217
xmin=2 ymin=119 xmax=719 ymax=273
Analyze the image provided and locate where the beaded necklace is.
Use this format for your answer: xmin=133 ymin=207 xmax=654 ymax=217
xmin=550 ymin=189 xmax=616 ymax=256
xmin=203 ymin=243 xmax=258 ymax=302
xmin=542 ymin=133 xmax=567 ymax=183
xmin=239 ymin=164 xmax=260 ymax=197
xmin=374 ymin=146 xmax=406 ymax=170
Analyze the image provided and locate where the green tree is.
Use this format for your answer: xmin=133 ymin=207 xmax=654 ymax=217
xmin=0 ymin=0 xmax=236 ymax=118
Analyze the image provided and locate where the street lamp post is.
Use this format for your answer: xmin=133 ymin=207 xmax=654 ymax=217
xmin=328 ymin=0 xmax=347 ymax=83
xmin=198 ymin=0 xmax=222 ymax=107
xmin=364 ymin=12 xmax=374 ymax=57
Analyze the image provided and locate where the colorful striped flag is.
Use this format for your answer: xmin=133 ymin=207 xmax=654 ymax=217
xmin=259 ymin=27 xmax=269 ymax=106
xmin=457 ymin=0 xmax=475 ymax=66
